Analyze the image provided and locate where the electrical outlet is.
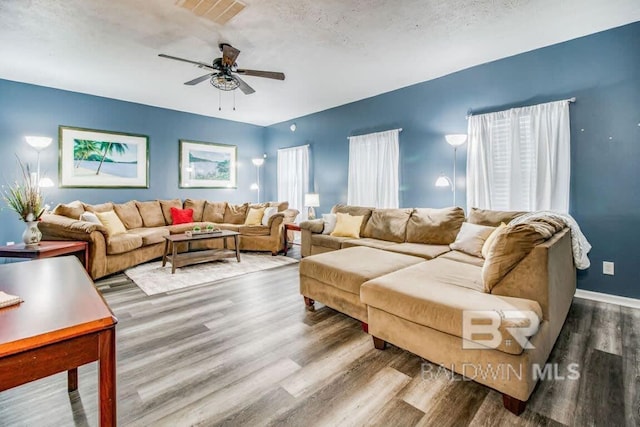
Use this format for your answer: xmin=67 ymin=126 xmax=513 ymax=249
xmin=6 ymin=241 xmax=14 ymax=246
xmin=603 ymin=261 xmax=615 ymax=276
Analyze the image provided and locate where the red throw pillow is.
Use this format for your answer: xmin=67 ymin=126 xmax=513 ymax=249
xmin=170 ymin=207 xmax=194 ymax=225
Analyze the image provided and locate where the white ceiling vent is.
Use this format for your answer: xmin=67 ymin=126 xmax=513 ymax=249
xmin=177 ymin=0 xmax=246 ymax=25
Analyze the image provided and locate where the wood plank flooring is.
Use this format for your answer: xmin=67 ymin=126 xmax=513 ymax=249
xmin=0 ymin=247 xmax=638 ymax=426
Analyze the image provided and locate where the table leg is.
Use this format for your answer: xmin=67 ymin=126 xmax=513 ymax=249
xmin=283 ymin=227 xmax=288 ymax=256
xmin=162 ymin=239 xmax=169 ymax=267
xmin=68 ymin=368 xmax=78 ymax=392
xmin=234 ymin=235 xmax=240 ymax=262
xmin=98 ymin=327 xmax=116 ymax=427
xmin=171 ymin=242 xmax=178 ymax=274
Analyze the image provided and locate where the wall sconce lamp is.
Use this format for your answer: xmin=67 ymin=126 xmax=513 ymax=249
xmin=304 ymin=193 xmax=320 ymax=220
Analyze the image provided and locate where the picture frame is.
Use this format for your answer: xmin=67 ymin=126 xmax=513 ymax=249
xmin=59 ymin=126 xmax=149 ymax=188
xmin=179 ymin=140 xmax=237 ymax=189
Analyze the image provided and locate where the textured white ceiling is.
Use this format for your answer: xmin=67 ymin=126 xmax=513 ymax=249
xmin=1 ymin=0 xmax=639 ymax=126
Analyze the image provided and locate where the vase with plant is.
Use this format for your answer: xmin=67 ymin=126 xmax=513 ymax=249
xmin=1 ymin=158 xmax=46 ymax=247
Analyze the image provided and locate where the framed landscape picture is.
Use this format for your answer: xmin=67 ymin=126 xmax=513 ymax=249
xmin=59 ymin=126 xmax=149 ymax=188
xmin=179 ymin=140 xmax=237 ymax=188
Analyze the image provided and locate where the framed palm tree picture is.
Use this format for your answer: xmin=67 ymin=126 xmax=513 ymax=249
xmin=59 ymin=126 xmax=149 ymax=188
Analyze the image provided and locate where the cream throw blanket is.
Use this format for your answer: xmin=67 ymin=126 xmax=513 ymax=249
xmin=509 ymin=211 xmax=591 ymax=269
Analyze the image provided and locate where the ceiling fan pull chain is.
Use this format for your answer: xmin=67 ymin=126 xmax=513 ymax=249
xmin=218 ymin=89 xmax=222 ymax=111
xmin=233 ymin=90 xmax=236 ymax=111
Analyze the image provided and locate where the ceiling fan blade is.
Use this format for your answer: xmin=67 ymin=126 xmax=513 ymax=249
xmin=233 ymin=75 xmax=255 ymax=95
xmin=184 ymin=73 xmax=213 ymax=85
xmin=236 ymin=69 xmax=285 ymax=80
xmin=158 ymin=54 xmax=214 ymax=70
xmin=221 ymin=44 xmax=240 ymax=67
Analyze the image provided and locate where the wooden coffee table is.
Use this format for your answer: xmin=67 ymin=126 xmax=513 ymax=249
xmin=0 ymin=241 xmax=88 ymax=270
xmin=162 ymin=230 xmax=241 ymax=274
xmin=0 ymin=256 xmax=117 ymax=426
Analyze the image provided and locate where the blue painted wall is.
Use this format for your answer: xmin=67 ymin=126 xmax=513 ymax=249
xmin=264 ymin=22 xmax=640 ymax=299
xmin=0 ymin=80 xmax=264 ymax=247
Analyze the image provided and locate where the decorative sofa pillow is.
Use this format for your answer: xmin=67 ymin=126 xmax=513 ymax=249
xmin=52 ymin=200 xmax=85 ymax=219
xmin=245 ymin=207 xmax=265 ymax=225
xmin=330 ymin=212 xmax=364 ymax=239
xmin=262 ymin=207 xmax=278 ymax=226
xmin=331 ymin=204 xmax=374 ymax=236
xmin=96 ymin=210 xmax=127 ymax=236
xmin=450 ymin=222 xmax=496 ymax=258
xmin=322 ymin=213 xmax=337 ymax=235
xmin=406 ymin=207 xmax=465 ymax=244
xmin=80 ymin=211 xmax=102 ymax=224
xmin=170 ymin=207 xmax=194 ymax=225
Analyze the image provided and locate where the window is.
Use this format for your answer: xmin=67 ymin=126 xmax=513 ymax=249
xmin=277 ymin=145 xmax=310 ymax=220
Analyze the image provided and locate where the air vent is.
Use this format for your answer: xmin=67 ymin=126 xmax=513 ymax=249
xmin=177 ymin=0 xmax=246 ymax=25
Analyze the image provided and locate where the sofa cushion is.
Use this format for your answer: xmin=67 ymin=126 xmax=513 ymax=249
xmin=330 ymin=212 xmax=364 ymax=239
xmin=384 ymin=243 xmax=451 ymax=260
xmin=482 ymin=222 xmax=507 ymax=259
xmin=238 ymin=225 xmax=271 ymax=236
xmin=127 ymin=227 xmax=170 ymax=246
xmin=450 ymin=222 xmax=495 ymax=258
xmin=114 ymin=200 xmax=144 ymax=229
xmin=159 ymin=199 xmax=183 ymax=225
xmin=467 ymin=208 xmax=525 ymax=227
xmin=299 ymin=246 xmax=423 ymax=295
xmin=80 ymin=211 xmax=102 ymax=224
xmin=363 ymin=208 xmax=413 ymax=243
xmin=106 ymin=233 xmax=142 ymax=255
xmin=52 ymin=200 xmax=85 ymax=219
xmin=342 ymin=238 xmax=399 ymax=250
xmin=331 ymin=204 xmax=374 ymax=236
xmin=165 ymin=222 xmax=215 ymax=234
xmin=83 ymin=202 xmax=114 ymax=213
xmin=136 ymin=201 xmax=165 ymax=227
xmin=96 ymin=210 xmax=127 ymax=236
xmin=310 ymin=233 xmax=353 ymax=250
xmin=184 ymin=199 xmax=206 ymax=222
xmin=439 ymin=250 xmax=485 ymax=267
xmin=483 ymin=220 xmax=564 ymax=292
xmin=170 ymin=207 xmax=194 ymax=225
xmin=203 ymin=201 xmax=226 ymax=223
xmin=269 ymin=201 xmax=289 ymax=212
xmin=223 ymin=203 xmax=249 ymax=224
xmin=406 ymin=207 xmax=465 ymax=245
xmin=361 ymin=259 xmax=543 ymax=355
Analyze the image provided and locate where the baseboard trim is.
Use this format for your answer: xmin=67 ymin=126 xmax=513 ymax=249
xmin=574 ymin=289 xmax=640 ymax=309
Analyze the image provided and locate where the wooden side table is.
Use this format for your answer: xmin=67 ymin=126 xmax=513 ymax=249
xmin=283 ymin=223 xmax=301 ymax=256
xmin=0 ymin=241 xmax=89 ymax=271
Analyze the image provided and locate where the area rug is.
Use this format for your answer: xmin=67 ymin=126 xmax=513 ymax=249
xmin=125 ymin=253 xmax=298 ymax=296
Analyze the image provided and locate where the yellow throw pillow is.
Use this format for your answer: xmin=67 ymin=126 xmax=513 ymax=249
xmin=330 ymin=212 xmax=364 ymax=239
xmin=96 ymin=210 xmax=127 ymax=236
xmin=482 ymin=222 xmax=507 ymax=259
xmin=244 ymin=207 xmax=266 ymax=225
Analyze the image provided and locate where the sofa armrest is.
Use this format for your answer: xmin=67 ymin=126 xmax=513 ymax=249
xmin=39 ymin=214 xmax=108 ymax=238
xmin=267 ymin=212 xmax=285 ymax=229
xmin=300 ymin=219 xmax=324 ymax=234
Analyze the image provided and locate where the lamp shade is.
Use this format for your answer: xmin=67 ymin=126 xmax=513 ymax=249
xmin=252 ymin=158 xmax=264 ymax=166
xmin=304 ymin=193 xmax=320 ymax=207
xmin=435 ymin=175 xmax=452 ymax=188
xmin=25 ymin=136 xmax=53 ymax=150
xmin=38 ymin=177 xmax=55 ymax=188
xmin=445 ymin=134 xmax=467 ymax=147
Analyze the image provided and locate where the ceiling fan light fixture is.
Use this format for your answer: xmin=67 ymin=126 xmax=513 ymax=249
xmin=210 ymin=74 xmax=240 ymax=91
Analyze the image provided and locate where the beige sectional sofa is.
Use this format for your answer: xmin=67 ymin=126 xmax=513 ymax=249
xmin=299 ymin=205 xmax=576 ymax=415
xmin=40 ymin=199 xmax=298 ymax=280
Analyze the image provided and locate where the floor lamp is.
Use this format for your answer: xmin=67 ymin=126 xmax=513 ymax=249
xmin=444 ymin=134 xmax=467 ymax=206
xmin=251 ymin=158 xmax=264 ymax=203
xmin=25 ymin=136 xmax=54 ymax=189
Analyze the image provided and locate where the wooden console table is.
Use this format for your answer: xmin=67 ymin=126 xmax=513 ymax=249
xmin=0 ymin=256 xmax=117 ymax=426
xmin=0 ymin=241 xmax=88 ymax=270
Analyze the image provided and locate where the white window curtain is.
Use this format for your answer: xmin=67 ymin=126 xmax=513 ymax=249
xmin=466 ymin=100 xmax=571 ymax=213
xmin=277 ymin=145 xmax=310 ymax=221
xmin=347 ymin=129 xmax=399 ymax=208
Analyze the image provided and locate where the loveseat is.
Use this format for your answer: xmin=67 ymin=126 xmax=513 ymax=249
xmin=40 ymin=199 xmax=298 ymax=280
xmin=299 ymin=205 xmax=576 ymax=415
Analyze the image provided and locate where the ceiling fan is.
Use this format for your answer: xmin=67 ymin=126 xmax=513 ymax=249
xmin=158 ymin=43 xmax=285 ymax=95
